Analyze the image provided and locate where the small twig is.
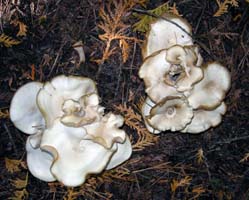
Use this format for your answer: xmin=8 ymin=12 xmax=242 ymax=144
xmin=4 ymin=123 xmax=18 ymax=155
xmin=48 ymin=41 xmax=66 ymax=77
xmin=194 ymin=2 xmax=206 ymax=34
xmin=132 ymin=8 xmax=192 ymax=37
xmin=207 ymin=135 xmax=249 ymax=152
xmin=114 ymin=59 xmax=123 ymax=99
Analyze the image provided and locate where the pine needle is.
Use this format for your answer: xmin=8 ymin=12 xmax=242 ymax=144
xmin=239 ymin=153 xmax=249 ymax=163
xmin=11 ymin=20 xmax=28 ymax=37
xmin=170 ymin=176 xmax=192 ymax=193
xmin=196 ymin=148 xmax=204 ymax=165
xmin=11 ymin=174 xmax=28 ymax=189
xmin=9 ymin=173 xmax=29 ymax=200
xmin=94 ymin=0 xmax=144 ymax=64
xmin=214 ymin=0 xmax=239 ymax=17
xmin=115 ymin=104 xmax=159 ymax=151
xmin=63 ymin=188 xmax=79 ymax=200
xmin=0 ymin=109 xmax=9 ymax=119
xmin=5 ymin=157 xmax=26 ymax=173
xmin=0 ymin=33 xmax=21 ymax=47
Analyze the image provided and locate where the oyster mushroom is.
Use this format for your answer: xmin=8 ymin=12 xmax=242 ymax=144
xmin=139 ymin=49 xmax=180 ymax=102
xmin=9 ymin=75 xmax=133 ymax=186
xmin=37 ymin=75 xmax=98 ymax=127
xmin=10 ymin=82 xmax=45 ymax=134
xmin=187 ymin=62 xmax=231 ymax=110
xmin=26 ymin=132 xmax=55 ymax=182
xmin=141 ymin=97 xmax=161 ymax=134
xmin=61 ymin=93 xmax=104 ymax=127
xmin=139 ymin=45 xmax=203 ymax=103
xmin=83 ymin=113 xmax=126 ymax=149
xmin=182 ymin=102 xmax=227 ymax=133
xmin=40 ymin=119 xmax=116 ymax=187
xmin=142 ymin=14 xmax=193 ymax=59
xmin=83 ymin=113 xmax=132 ymax=168
xmin=165 ymin=45 xmax=203 ymax=91
xmin=106 ymin=137 xmax=132 ymax=170
xmin=147 ymin=96 xmax=193 ymax=132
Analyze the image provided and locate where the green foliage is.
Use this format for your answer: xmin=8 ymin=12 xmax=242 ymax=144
xmin=133 ymin=3 xmax=169 ymax=32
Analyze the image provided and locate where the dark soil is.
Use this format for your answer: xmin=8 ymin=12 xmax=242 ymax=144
xmin=0 ymin=0 xmax=249 ymax=199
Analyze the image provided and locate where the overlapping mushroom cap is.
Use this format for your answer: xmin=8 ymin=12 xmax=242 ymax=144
xmin=142 ymin=96 xmax=193 ymax=132
xmin=40 ymin=119 xmax=116 ymax=187
xmin=10 ymin=75 xmax=132 ymax=187
xmin=186 ymin=62 xmax=231 ymax=110
xmin=182 ymin=102 xmax=227 ymax=133
xmin=139 ymin=45 xmax=203 ymax=103
xmin=142 ymin=14 xmax=193 ymax=59
xmin=10 ymin=82 xmax=45 ymax=134
xmin=141 ymin=97 xmax=161 ymax=134
xmin=139 ymin=14 xmax=231 ymax=134
xmin=37 ymin=75 xmax=98 ymax=127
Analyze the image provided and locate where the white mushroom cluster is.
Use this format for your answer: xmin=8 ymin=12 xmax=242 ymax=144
xmin=139 ymin=14 xmax=231 ymax=134
xmin=10 ymin=75 xmax=132 ymax=187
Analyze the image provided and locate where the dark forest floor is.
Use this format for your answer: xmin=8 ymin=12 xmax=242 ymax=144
xmin=0 ymin=0 xmax=249 ymax=199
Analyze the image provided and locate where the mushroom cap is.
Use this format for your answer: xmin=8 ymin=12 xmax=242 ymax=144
xmin=10 ymin=82 xmax=45 ymax=134
xmin=141 ymin=97 xmax=161 ymax=134
xmin=26 ymin=133 xmax=55 ymax=182
xmin=142 ymin=14 xmax=193 ymax=59
xmin=37 ymin=75 xmax=97 ymax=127
xmin=139 ymin=46 xmax=203 ymax=103
xmin=40 ymin=119 xmax=115 ymax=187
xmin=147 ymin=96 xmax=193 ymax=131
xmin=165 ymin=45 xmax=204 ymax=92
xmin=187 ymin=62 xmax=231 ymax=110
xmin=60 ymin=93 xmax=104 ymax=127
xmin=182 ymin=102 xmax=227 ymax=133
xmin=139 ymin=49 xmax=180 ymax=102
xmin=106 ymin=136 xmax=132 ymax=170
xmin=83 ymin=113 xmax=126 ymax=149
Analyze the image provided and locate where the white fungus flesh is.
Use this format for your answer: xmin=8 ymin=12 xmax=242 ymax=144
xmin=37 ymin=75 xmax=97 ymax=127
xmin=10 ymin=82 xmax=45 ymax=134
xmin=142 ymin=14 xmax=193 ymax=59
xmin=26 ymin=133 xmax=55 ymax=182
xmin=182 ymin=102 xmax=227 ymax=133
xmin=141 ymin=97 xmax=161 ymax=134
xmin=40 ymin=119 xmax=116 ymax=187
xmin=83 ymin=113 xmax=126 ymax=149
xmin=187 ymin=62 xmax=231 ymax=110
xmin=106 ymin=137 xmax=132 ymax=170
xmin=147 ymin=97 xmax=193 ymax=132
xmin=139 ymin=50 xmax=180 ymax=102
